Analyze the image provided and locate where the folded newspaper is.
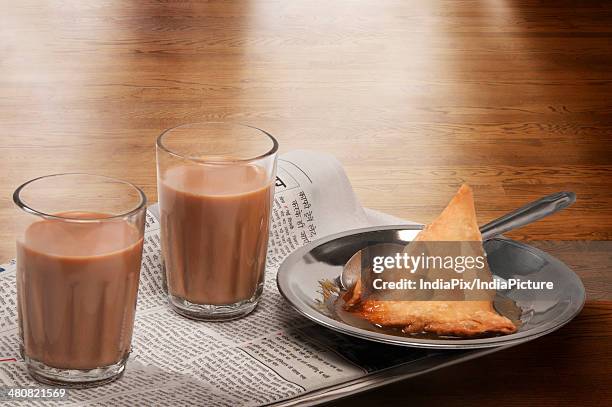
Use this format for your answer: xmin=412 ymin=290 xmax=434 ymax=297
xmin=0 ymin=151 xmax=494 ymax=406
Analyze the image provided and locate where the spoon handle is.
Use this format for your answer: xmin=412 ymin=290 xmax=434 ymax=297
xmin=480 ymin=191 xmax=576 ymax=241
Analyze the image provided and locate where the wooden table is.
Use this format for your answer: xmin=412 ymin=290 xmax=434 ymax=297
xmin=1 ymin=1 xmax=610 ymax=405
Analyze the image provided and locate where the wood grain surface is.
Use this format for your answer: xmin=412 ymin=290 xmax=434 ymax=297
xmin=336 ymin=301 xmax=612 ymax=407
xmin=1 ymin=1 xmax=610 ymax=405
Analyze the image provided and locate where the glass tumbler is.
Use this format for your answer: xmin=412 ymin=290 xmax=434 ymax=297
xmin=13 ymin=174 xmax=146 ymax=387
xmin=156 ymin=122 xmax=277 ymax=321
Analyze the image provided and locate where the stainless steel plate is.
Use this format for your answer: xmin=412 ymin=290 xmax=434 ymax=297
xmin=277 ymin=225 xmax=586 ymax=349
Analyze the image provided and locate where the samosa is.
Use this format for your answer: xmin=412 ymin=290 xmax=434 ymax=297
xmin=343 ymin=184 xmax=517 ymax=337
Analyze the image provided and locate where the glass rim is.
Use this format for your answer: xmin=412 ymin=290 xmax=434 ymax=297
xmin=13 ymin=173 xmax=147 ymax=222
xmin=156 ymin=121 xmax=279 ymax=164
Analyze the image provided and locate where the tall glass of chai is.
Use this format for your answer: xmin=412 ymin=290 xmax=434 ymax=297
xmin=14 ymin=173 xmax=146 ymax=387
xmin=156 ymin=122 xmax=277 ymax=321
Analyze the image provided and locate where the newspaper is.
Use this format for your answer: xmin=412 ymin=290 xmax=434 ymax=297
xmin=0 ymin=150 xmax=482 ymax=406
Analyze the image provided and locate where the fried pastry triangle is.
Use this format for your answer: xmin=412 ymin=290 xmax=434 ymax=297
xmin=343 ymin=184 xmax=517 ymax=337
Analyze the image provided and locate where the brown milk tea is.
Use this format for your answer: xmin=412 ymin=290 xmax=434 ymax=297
xmin=17 ymin=212 xmax=143 ymax=370
xmin=159 ymin=164 xmax=273 ymax=305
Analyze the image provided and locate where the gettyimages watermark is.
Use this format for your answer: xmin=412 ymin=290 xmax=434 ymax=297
xmin=359 ymin=242 xmax=557 ymax=302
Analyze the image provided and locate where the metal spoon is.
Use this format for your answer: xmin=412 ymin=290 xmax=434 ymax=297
xmin=340 ymin=191 xmax=576 ymax=290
